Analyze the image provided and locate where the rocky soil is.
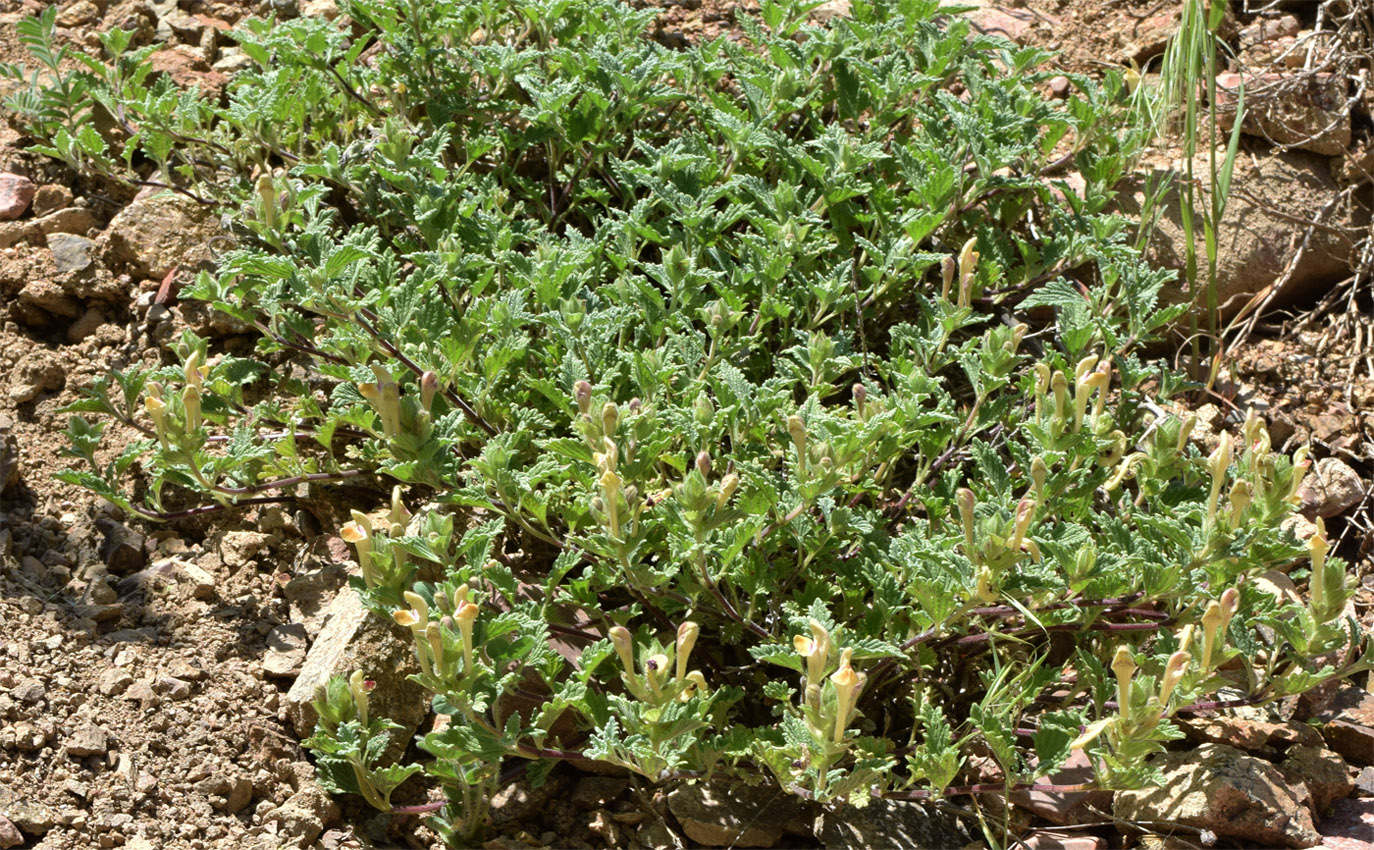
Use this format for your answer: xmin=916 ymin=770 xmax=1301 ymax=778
xmin=2 ymin=0 xmax=1373 ymax=849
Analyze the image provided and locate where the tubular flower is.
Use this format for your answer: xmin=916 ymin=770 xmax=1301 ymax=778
xmin=455 ymin=602 xmax=479 ymax=672
xmin=1158 ymin=650 xmax=1191 ymax=705
xmin=829 ymin=648 xmax=864 ymax=744
xmin=341 ymin=514 xmax=376 ymax=587
xmin=1112 ymin=646 xmax=1137 ymax=716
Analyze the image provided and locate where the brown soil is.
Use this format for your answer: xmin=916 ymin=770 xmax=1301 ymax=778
xmin=1 ymin=1 xmax=1371 ymax=849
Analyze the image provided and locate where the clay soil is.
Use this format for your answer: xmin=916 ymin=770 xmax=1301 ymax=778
xmin=1 ymin=1 xmax=1372 ymax=849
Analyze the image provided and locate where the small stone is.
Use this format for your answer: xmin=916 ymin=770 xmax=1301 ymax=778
xmin=56 ymin=0 xmax=100 ymax=26
xmin=97 ymin=518 xmax=147 ymax=575
xmin=0 ymin=174 xmax=36 ymax=220
xmin=571 ymin=776 xmax=629 ymax=810
xmin=174 ymin=560 xmax=216 ymax=599
xmin=11 ymin=678 xmax=45 ymax=703
xmin=262 ymin=623 xmax=309 ymax=678
xmin=1011 ymin=749 xmax=1113 ymax=825
xmin=31 ymin=185 xmax=72 ymax=217
xmin=1024 ymin=832 xmax=1104 ymax=850
xmin=1048 ymin=76 xmax=1071 ymax=100
xmin=1355 ymin=766 xmax=1374 ymax=796
xmin=1316 ymin=685 xmax=1374 ymax=766
xmin=0 ymin=815 xmax=22 ymax=849
xmin=226 ymin=776 xmax=253 ymax=814
xmin=66 ymin=306 xmax=105 ymax=343
xmin=98 ymin=669 xmax=134 ymax=697
xmin=156 ymin=676 xmax=193 ymax=700
xmin=285 ymin=588 xmax=429 ymax=761
xmin=48 ymin=233 xmax=96 ymax=275
xmin=66 ymin=724 xmax=109 ymax=757
xmin=7 ymin=349 xmax=64 ymax=403
xmin=269 ymin=784 xmax=337 ymax=847
xmin=1298 ymin=457 xmax=1365 ymax=519
xmin=220 ymin=530 xmax=271 ymax=568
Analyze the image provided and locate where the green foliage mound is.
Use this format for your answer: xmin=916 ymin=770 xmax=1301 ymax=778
xmin=6 ymin=0 xmax=1369 ymax=843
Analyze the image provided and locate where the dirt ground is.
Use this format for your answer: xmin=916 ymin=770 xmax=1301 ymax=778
xmin=1 ymin=1 xmax=1372 ymax=849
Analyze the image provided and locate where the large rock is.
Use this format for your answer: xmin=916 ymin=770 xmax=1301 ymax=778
xmin=1114 ymin=744 xmax=1320 ymax=848
xmin=101 ymin=190 xmax=221 ymax=279
xmin=1216 ymin=72 xmax=1352 ymax=157
xmin=1011 ymin=749 xmax=1113 ymax=825
xmin=284 ymin=587 xmax=428 ymax=755
xmin=1297 ymin=457 xmax=1365 ymax=519
xmin=814 ymin=796 xmax=971 ymax=849
xmin=665 ymin=782 xmax=815 ymax=848
xmin=1314 ymin=684 xmax=1374 ymax=767
xmin=1279 ymin=744 xmax=1355 ymax=816
xmin=1117 ymin=147 xmax=1369 ymax=317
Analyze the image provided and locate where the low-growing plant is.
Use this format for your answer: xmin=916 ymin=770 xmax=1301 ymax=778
xmin=9 ymin=0 xmax=1370 ymax=845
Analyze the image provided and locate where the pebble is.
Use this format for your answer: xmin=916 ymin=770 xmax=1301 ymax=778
xmin=0 ymin=174 xmax=35 ymax=220
xmin=66 ymin=724 xmax=110 ymax=757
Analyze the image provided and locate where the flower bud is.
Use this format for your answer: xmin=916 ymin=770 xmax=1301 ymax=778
xmin=716 ymin=473 xmax=739 ymax=510
xmin=695 ymin=450 xmax=711 ymax=479
xmin=575 ymin=380 xmax=592 ymax=415
xmin=420 ymin=371 xmax=438 ymax=413
xmin=348 ymin=669 xmax=370 ymax=727
xmin=628 ymin=397 xmax=641 ymax=415
xmin=609 ymin=626 xmax=635 ymax=681
xmin=1011 ymin=498 xmax=1035 ymax=553
xmin=601 ymin=401 xmax=619 ymax=436
xmin=388 ymin=486 xmax=411 ymax=533
xmin=426 ymin=621 xmax=444 ymax=669
xmin=1031 ymin=457 xmax=1048 ymax=503
xmin=693 ymin=393 xmax=714 ymax=426
xmin=956 ymin=488 xmax=976 ymax=549
xmin=940 ymin=255 xmax=956 ymax=301
xmin=1158 ymin=650 xmax=1190 ymax=705
xmin=676 ymin=622 xmax=699 ymax=681
xmin=853 ymin=383 xmax=867 ymax=418
xmin=145 ymin=394 xmax=167 ymax=432
xmin=1177 ymin=414 xmax=1197 ymax=454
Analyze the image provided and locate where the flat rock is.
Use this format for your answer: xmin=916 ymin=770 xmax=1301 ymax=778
xmin=47 ymin=232 xmax=96 ymax=275
xmin=666 ymin=782 xmax=813 ymax=847
xmin=263 ymin=623 xmax=309 ymax=678
xmin=815 ymin=796 xmax=971 ymax=849
xmin=284 ymin=587 xmax=429 ymax=760
xmin=0 ymin=174 xmax=35 ymax=220
xmin=1318 ymin=797 xmax=1374 ymax=850
xmin=1011 ymin=749 xmax=1113 ymax=825
xmin=0 ymin=780 xmax=57 ymax=836
xmin=1115 ymin=743 xmax=1320 ymax=848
